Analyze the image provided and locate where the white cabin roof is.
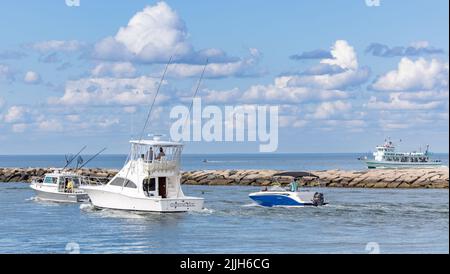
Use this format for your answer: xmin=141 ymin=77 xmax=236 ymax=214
xmin=129 ymin=139 xmax=183 ymax=147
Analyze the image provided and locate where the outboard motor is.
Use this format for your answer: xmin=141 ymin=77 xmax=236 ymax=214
xmin=312 ymin=192 xmax=324 ymax=206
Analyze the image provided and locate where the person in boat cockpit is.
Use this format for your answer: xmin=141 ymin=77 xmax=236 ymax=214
xmin=66 ymin=179 xmax=74 ymax=193
xmin=147 ymin=147 xmax=154 ymax=162
xmin=289 ymin=179 xmax=299 ymax=192
xmin=155 ymin=147 xmax=165 ymax=160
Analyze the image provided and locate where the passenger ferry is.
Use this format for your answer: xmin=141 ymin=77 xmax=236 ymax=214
xmin=361 ymin=140 xmax=444 ymax=169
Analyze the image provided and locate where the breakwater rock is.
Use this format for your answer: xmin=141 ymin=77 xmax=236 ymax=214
xmin=181 ymin=168 xmax=449 ymax=189
xmin=0 ymin=167 xmax=448 ymax=189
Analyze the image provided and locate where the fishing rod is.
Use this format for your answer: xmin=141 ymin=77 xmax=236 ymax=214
xmin=76 ymin=147 xmax=107 ymax=170
xmin=62 ymin=145 xmax=87 ymax=169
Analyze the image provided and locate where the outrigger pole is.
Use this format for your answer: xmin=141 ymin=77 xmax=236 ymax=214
xmin=137 ymin=56 xmax=173 ymax=142
xmin=184 ymin=58 xmax=208 ymax=127
xmin=121 ymin=57 xmax=174 ymax=189
xmin=63 ymin=145 xmax=87 ymax=169
xmin=77 ymin=147 xmax=107 ymax=170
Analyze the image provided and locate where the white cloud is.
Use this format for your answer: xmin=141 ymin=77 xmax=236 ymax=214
xmin=285 ymin=67 xmax=370 ymax=90
xmin=0 ymin=64 xmax=15 ymax=81
xmin=367 ymin=94 xmax=443 ymax=110
xmin=51 ymin=76 xmax=169 ymax=106
xmin=371 ymin=58 xmax=449 ymax=91
xmin=93 ymin=2 xmax=261 ymax=78
xmin=65 ymin=114 xmax=80 ymax=122
xmin=29 ymin=40 xmax=86 ymax=52
xmin=321 ymin=40 xmax=358 ymax=70
xmin=24 ymin=71 xmax=41 ymax=84
xmin=114 ymin=2 xmax=191 ymax=62
xmin=12 ymin=123 xmax=27 ymax=133
xmin=239 ymin=77 xmax=348 ymax=104
xmin=200 ymin=40 xmax=368 ymax=104
xmin=123 ymin=106 xmax=137 ymax=113
xmin=201 ymin=88 xmax=240 ymax=104
xmin=410 ymin=40 xmax=430 ymax=49
xmin=279 ymin=115 xmax=308 ymax=128
xmin=167 ymin=53 xmax=260 ymax=78
xmin=94 ymin=2 xmax=191 ymax=62
xmin=97 ymin=118 xmax=120 ymax=128
xmin=310 ymin=101 xmax=352 ymax=119
xmin=4 ymin=106 xmax=26 ymax=123
xmin=38 ymin=119 xmax=63 ymax=132
xmin=91 ymin=62 xmax=136 ymax=77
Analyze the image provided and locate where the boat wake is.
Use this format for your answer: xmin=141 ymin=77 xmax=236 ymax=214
xmin=80 ymin=204 xmax=147 ymax=219
xmin=26 ymin=196 xmax=62 ymax=206
xmin=79 ymin=203 xmax=95 ymax=212
xmin=188 ymin=207 xmax=215 ymax=215
xmin=242 ymin=203 xmax=260 ymax=207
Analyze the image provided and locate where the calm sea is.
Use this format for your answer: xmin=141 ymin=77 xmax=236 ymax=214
xmin=0 ymin=183 xmax=448 ymax=253
xmin=1 ymin=153 xmax=448 ymax=171
xmin=0 ymin=154 xmax=448 ymax=253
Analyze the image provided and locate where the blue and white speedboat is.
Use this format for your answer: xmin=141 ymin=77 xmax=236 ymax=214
xmin=249 ymin=187 xmax=325 ymax=207
xmin=248 ymin=172 xmax=326 ymax=207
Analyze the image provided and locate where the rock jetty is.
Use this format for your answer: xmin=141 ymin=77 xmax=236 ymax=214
xmin=0 ymin=167 xmax=448 ymax=189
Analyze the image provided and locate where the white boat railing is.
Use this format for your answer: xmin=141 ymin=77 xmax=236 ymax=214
xmin=79 ymin=176 xmax=108 ymax=186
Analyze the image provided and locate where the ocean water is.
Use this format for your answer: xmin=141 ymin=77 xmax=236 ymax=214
xmin=0 ymin=154 xmax=448 ymax=253
xmin=0 ymin=153 xmax=448 ymax=171
xmin=0 ymin=183 xmax=448 ymax=253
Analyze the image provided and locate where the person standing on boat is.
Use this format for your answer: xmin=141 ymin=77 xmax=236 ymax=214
xmin=66 ymin=179 xmax=74 ymax=193
xmin=147 ymin=147 xmax=154 ymax=162
xmin=289 ymin=179 xmax=299 ymax=192
xmin=156 ymin=147 xmax=165 ymax=160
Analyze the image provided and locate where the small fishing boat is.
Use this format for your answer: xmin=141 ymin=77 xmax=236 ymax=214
xmin=248 ymin=172 xmax=326 ymax=207
xmin=361 ymin=139 xmax=444 ymax=169
xmin=29 ymin=146 xmax=106 ymax=203
xmin=30 ymin=170 xmax=89 ymax=203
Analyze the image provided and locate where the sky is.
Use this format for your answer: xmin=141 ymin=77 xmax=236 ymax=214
xmin=0 ymin=0 xmax=449 ymax=154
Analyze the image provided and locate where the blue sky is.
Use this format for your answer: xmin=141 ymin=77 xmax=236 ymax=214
xmin=0 ymin=0 xmax=448 ymax=154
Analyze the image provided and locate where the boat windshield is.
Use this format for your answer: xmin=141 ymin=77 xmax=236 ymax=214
xmin=267 ymin=185 xmax=286 ymax=192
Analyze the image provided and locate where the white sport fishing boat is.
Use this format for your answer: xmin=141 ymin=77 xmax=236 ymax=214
xmin=30 ymin=170 xmax=89 ymax=203
xmin=360 ymin=139 xmax=444 ymax=169
xmin=80 ymin=136 xmax=204 ymax=212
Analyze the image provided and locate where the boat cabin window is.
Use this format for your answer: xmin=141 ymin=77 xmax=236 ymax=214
xmin=61 ymin=177 xmax=80 ymax=187
xmin=143 ymin=178 xmax=156 ymax=197
xmin=124 ymin=180 xmax=137 ymax=188
xmin=143 ymin=178 xmax=156 ymax=192
xmin=109 ymin=177 xmax=137 ymax=188
xmin=44 ymin=176 xmax=57 ymax=184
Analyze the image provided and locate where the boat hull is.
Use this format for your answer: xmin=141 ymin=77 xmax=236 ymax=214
xmin=364 ymin=160 xmax=444 ymax=169
xmin=81 ymin=186 xmax=204 ymax=212
xmin=30 ymin=184 xmax=89 ymax=203
xmin=249 ymin=191 xmax=323 ymax=207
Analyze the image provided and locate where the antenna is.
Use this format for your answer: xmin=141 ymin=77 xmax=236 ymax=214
xmin=63 ymin=146 xmax=87 ymax=169
xmin=137 ymin=56 xmax=173 ymax=142
xmin=77 ymin=147 xmax=107 ymax=169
